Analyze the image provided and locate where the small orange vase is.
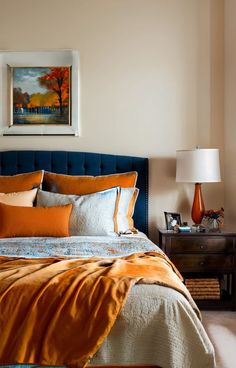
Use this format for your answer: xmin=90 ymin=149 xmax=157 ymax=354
xmin=191 ymin=183 xmax=205 ymax=225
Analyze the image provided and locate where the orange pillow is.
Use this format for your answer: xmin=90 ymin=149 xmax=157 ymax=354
xmin=0 ymin=203 xmax=72 ymax=238
xmin=0 ymin=171 xmax=44 ymax=193
xmin=43 ymin=171 xmax=137 ymax=195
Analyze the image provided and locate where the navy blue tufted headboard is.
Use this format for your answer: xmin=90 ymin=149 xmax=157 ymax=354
xmin=0 ymin=151 xmax=148 ymax=234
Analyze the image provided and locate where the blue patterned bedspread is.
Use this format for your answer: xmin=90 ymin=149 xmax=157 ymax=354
xmin=0 ymin=234 xmax=159 ymax=259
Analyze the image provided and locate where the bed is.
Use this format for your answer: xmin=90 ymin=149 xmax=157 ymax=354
xmin=0 ymin=150 xmax=215 ymax=368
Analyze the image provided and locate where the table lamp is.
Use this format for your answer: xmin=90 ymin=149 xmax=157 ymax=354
xmin=176 ymin=148 xmax=221 ymax=225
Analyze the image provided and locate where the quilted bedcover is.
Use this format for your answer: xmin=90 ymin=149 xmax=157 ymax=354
xmin=0 ymin=234 xmax=215 ymax=368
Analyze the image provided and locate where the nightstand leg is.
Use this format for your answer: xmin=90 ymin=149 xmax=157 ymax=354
xmin=234 ymin=272 xmax=236 ymax=311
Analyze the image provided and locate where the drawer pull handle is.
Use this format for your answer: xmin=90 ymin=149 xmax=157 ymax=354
xmin=200 ymin=245 xmax=205 ymax=249
xmin=199 ymin=261 xmax=205 ymax=266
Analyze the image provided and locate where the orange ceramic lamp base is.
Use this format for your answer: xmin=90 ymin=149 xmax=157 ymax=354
xmin=191 ymin=183 xmax=205 ymax=225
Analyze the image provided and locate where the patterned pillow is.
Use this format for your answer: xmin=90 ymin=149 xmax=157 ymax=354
xmin=37 ymin=188 xmax=119 ymax=236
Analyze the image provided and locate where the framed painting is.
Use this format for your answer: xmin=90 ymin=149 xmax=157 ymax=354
xmin=9 ymin=66 xmax=71 ymax=126
xmin=0 ymin=50 xmax=79 ymax=136
xmin=164 ymin=211 xmax=182 ymax=230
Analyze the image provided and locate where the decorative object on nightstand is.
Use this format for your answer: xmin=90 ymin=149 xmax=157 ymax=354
xmin=158 ymin=229 xmax=236 ymax=311
xmin=202 ymin=208 xmax=224 ymax=232
xmin=164 ymin=212 xmax=181 ymax=230
xmin=178 ymin=225 xmax=191 ymax=233
xmin=176 ymin=148 xmax=221 ymax=225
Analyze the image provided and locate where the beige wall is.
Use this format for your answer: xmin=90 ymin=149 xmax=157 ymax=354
xmin=224 ymin=0 xmax=236 ymax=230
xmin=200 ymin=0 xmax=225 ymax=220
xmin=0 ymin=0 xmax=224 ymax=239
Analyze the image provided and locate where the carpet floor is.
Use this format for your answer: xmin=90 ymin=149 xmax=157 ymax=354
xmin=201 ymin=311 xmax=236 ymax=368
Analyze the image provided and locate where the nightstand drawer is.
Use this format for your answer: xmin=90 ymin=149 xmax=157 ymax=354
xmin=170 ymin=237 xmax=234 ymax=253
xmin=158 ymin=229 xmax=236 ymax=310
xmin=171 ymin=254 xmax=234 ymax=272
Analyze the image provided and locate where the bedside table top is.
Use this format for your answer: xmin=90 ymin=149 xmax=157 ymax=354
xmin=158 ymin=229 xmax=236 ymax=237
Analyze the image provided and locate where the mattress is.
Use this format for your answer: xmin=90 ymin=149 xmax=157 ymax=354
xmin=0 ymin=234 xmax=215 ymax=368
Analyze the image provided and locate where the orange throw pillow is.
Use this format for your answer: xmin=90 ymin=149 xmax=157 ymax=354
xmin=43 ymin=171 xmax=137 ymax=195
xmin=0 ymin=171 xmax=44 ymax=193
xmin=0 ymin=203 xmax=72 ymax=238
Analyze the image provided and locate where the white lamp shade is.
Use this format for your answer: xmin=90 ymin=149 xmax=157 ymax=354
xmin=176 ymin=148 xmax=221 ymax=183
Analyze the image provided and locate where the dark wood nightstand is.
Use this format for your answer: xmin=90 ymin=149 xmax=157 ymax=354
xmin=158 ymin=229 xmax=236 ymax=311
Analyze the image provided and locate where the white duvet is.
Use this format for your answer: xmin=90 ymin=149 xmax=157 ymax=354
xmin=0 ymin=234 xmax=215 ymax=368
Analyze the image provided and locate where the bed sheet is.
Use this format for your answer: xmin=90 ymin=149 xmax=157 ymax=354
xmin=0 ymin=234 xmax=215 ymax=368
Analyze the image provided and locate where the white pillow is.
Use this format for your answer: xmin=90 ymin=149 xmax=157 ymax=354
xmin=0 ymin=188 xmax=38 ymax=207
xmin=116 ymin=187 xmax=139 ymax=234
xmin=37 ymin=188 xmax=119 ymax=236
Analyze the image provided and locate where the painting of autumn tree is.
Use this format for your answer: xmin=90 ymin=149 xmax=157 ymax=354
xmin=38 ymin=68 xmax=70 ymax=116
xmin=12 ymin=66 xmax=71 ymax=125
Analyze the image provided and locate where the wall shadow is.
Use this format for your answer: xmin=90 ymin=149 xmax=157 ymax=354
xmin=148 ymin=156 xmax=191 ymax=243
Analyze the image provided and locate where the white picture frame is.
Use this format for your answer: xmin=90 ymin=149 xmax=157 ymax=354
xmin=0 ymin=50 xmax=80 ymax=136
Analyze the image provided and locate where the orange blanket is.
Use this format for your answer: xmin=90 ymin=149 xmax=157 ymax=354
xmin=0 ymin=252 xmax=196 ymax=368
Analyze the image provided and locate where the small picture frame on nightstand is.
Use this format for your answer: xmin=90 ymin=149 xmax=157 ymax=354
xmin=164 ymin=212 xmax=182 ymax=230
